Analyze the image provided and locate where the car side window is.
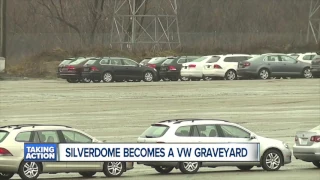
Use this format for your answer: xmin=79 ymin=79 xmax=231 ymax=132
xmin=264 ymin=55 xmax=280 ymax=62
xmin=100 ymin=59 xmax=110 ymax=65
xmin=37 ymin=131 xmax=60 ymax=143
xmin=175 ymin=126 xmax=192 ymax=137
xmin=110 ymin=59 xmax=122 ymax=65
xmin=195 ymin=125 xmax=218 ymax=137
xmin=177 ymin=58 xmax=187 ymax=64
xmin=122 ymin=59 xmax=137 ymax=66
xmin=281 ymin=56 xmax=296 ymax=63
xmin=61 ymin=130 xmax=92 ymax=143
xmin=220 ymin=125 xmax=250 ymax=138
xmin=15 ymin=132 xmax=32 ymax=142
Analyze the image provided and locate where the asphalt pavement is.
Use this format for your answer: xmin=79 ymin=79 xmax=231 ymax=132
xmin=0 ymin=79 xmax=319 ymax=180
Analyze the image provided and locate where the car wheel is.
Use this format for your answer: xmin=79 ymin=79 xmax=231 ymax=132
xmin=103 ymin=162 xmax=125 ymax=177
xmin=143 ymin=71 xmax=154 ymax=82
xmin=179 ymin=162 xmax=200 ymax=174
xmin=261 ymin=149 xmax=282 ymax=171
xmin=66 ymin=78 xmax=78 ymax=83
xmin=18 ymin=161 xmax=41 ymax=180
xmin=312 ymin=161 xmax=320 ymax=168
xmin=237 ymin=166 xmax=254 ymax=171
xmin=79 ymin=172 xmax=96 ymax=178
xmin=180 ymin=77 xmax=190 ymax=81
xmin=154 ymin=166 xmax=174 ymax=174
xmin=225 ymin=70 xmax=237 ymax=80
xmin=0 ymin=172 xmax=14 ymax=180
xmin=258 ymin=69 xmax=270 ymax=80
xmin=81 ymin=77 xmax=91 ymax=83
xmin=302 ymin=67 xmax=313 ymax=78
xmin=102 ymin=72 xmax=113 ymax=83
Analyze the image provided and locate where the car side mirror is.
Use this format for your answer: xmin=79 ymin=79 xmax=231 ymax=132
xmin=250 ymin=134 xmax=256 ymax=140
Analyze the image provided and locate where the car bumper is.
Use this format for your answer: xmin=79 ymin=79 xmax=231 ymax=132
xmin=159 ymin=71 xmax=180 ymax=78
xmin=293 ymin=145 xmax=320 ymax=162
xmin=237 ymin=69 xmax=257 ymax=77
xmin=0 ymin=156 xmax=22 ymax=173
xmin=180 ymin=70 xmax=203 ymax=78
xmin=82 ymin=72 xmax=101 ymax=80
xmin=59 ymin=72 xmax=80 ymax=79
xmin=202 ymin=69 xmax=225 ymax=77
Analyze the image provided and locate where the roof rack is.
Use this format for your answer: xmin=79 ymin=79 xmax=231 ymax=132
xmin=0 ymin=124 xmax=72 ymax=129
xmin=158 ymin=118 xmax=229 ymax=124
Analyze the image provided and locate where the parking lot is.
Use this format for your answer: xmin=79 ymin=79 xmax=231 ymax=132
xmin=0 ymin=79 xmax=319 ymax=180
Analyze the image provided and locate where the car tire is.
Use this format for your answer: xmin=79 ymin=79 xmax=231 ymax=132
xmin=237 ymin=166 xmax=254 ymax=171
xmin=79 ymin=172 xmax=96 ymax=178
xmin=180 ymin=77 xmax=190 ymax=81
xmin=81 ymin=77 xmax=91 ymax=83
xmin=102 ymin=72 xmax=113 ymax=83
xmin=66 ymin=78 xmax=78 ymax=83
xmin=18 ymin=161 xmax=41 ymax=180
xmin=261 ymin=149 xmax=283 ymax=171
xmin=258 ymin=68 xmax=270 ymax=80
xmin=179 ymin=162 xmax=200 ymax=174
xmin=143 ymin=71 xmax=154 ymax=82
xmin=103 ymin=162 xmax=125 ymax=177
xmin=225 ymin=70 xmax=237 ymax=80
xmin=312 ymin=161 xmax=320 ymax=168
xmin=154 ymin=166 xmax=174 ymax=174
xmin=302 ymin=67 xmax=313 ymax=78
xmin=0 ymin=172 xmax=14 ymax=180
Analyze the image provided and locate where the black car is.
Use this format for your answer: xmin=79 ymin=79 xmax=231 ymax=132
xmin=147 ymin=57 xmax=170 ymax=81
xmin=82 ymin=57 xmax=158 ymax=83
xmin=57 ymin=58 xmax=77 ymax=78
xmin=311 ymin=53 xmax=320 ymax=78
xmin=159 ymin=56 xmax=201 ymax=81
xmin=59 ymin=57 xmax=94 ymax=83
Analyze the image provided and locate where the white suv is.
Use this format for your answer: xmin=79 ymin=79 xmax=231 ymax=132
xmin=137 ymin=119 xmax=292 ymax=174
xmin=0 ymin=124 xmax=134 ymax=180
xmin=202 ymin=54 xmax=252 ymax=80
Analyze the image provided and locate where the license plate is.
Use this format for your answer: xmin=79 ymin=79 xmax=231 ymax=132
xmin=184 ymin=66 xmax=188 ymax=69
xmin=84 ymin=68 xmax=90 ymax=71
xmin=300 ymin=139 xmax=308 ymax=145
xmin=161 ymin=67 xmax=167 ymax=70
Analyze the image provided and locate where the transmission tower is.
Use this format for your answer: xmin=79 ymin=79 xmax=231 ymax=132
xmin=307 ymin=0 xmax=320 ymax=44
xmin=110 ymin=0 xmax=181 ymax=51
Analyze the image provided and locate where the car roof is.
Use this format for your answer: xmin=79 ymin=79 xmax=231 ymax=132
xmin=0 ymin=124 xmax=72 ymax=132
xmin=153 ymin=118 xmax=232 ymax=126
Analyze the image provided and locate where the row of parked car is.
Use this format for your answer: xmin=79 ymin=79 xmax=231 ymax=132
xmin=0 ymin=121 xmax=319 ymax=180
xmin=56 ymin=52 xmax=320 ymax=83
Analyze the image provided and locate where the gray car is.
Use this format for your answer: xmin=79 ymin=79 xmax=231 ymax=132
xmin=310 ymin=53 xmax=320 ymax=78
xmin=293 ymin=125 xmax=320 ymax=168
xmin=237 ymin=53 xmax=313 ymax=79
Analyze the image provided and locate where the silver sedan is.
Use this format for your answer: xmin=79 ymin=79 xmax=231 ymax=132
xmin=293 ymin=125 xmax=320 ymax=168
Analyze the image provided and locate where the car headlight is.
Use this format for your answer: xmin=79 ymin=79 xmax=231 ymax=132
xmin=283 ymin=142 xmax=289 ymax=149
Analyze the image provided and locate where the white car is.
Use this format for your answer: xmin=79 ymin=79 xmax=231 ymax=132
xmin=137 ymin=119 xmax=292 ymax=174
xmin=180 ymin=56 xmax=219 ymax=81
xmin=0 ymin=124 xmax=134 ymax=180
xmin=202 ymin=54 xmax=252 ymax=80
xmin=289 ymin=53 xmax=316 ymax=64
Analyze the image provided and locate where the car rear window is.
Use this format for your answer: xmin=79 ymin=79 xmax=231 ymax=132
xmin=84 ymin=60 xmax=97 ymax=65
xmin=149 ymin=57 xmax=167 ymax=64
xmin=191 ymin=56 xmax=209 ymax=62
xmin=0 ymin=131 xmax=9 ymax=143
xmin=59 ymin=59 xmax=73 ymax=66
xmin=162 ymin=58 xmax=176 ymax=65
xmin=140 ymin=124 xmax=169 ymax=138
xmin=69 ymin=58 xmax=88 ymax=65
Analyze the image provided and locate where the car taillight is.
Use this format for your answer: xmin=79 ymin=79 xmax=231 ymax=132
xmin=188 ymin=64 xmax=196 ymax=68
xmin=148 ymin=64 xmax=156 ymax=69
xmin=0 ymin=147 xmax=12 ymax=156
xmin=243 ymin=62 xmax=251 ymax=67
xmin=213 ymin=64 xmax=222 ymax=69
xmin=91 ymin=66 xmax=99 ymax=71
xmin=67 ymin=65 xmax=76 ymax=70
xmin=168 ymin=66 xmax=176 ymax=70
xmin=310 ymin=136 xmax=320 ymax=142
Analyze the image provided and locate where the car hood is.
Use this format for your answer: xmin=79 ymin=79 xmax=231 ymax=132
xmin=256 ymin=135 xmax=287 ymax=147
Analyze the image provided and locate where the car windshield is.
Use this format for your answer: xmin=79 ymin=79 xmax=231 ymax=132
xmin=0 ymin=131 xmax=9 ymax=143
xmin=162 ymin=58 xmax=176 ymax=65
xmin=191 ymin=56 xmax=209 ymax=62
xmin=59 ymin=59 xmax=74 ymax=66
xmin=140 ymin=124 xmax=169 ymax=138
xmin=311 ymin=125 xmax=320 ymax=131
xmin=84 ymin=60 xmax=97 ymax=65
xmin=149 ymin=57 xmax=167 ymax=64
xmin=69 ymin=58 xmax=88 ymax=65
